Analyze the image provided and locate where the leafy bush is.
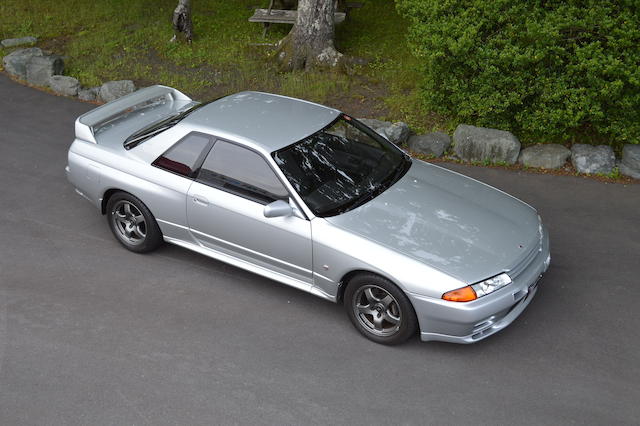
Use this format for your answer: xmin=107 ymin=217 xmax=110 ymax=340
xmin=396 ymin=0 xmax=640 ymax=144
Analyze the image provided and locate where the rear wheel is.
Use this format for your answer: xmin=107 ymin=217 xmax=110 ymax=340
xmin=344 ymin=273 xmax=417 ymax=345
xmin=106 ymin=192 xmax=162 ymax=253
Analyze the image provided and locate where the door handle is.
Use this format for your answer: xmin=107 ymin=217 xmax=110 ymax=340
xmin=192 ymin=195 xmax=209 ymax=206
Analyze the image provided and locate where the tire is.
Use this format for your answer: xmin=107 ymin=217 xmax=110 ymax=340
xmin=344 ymin=273 xmax=417 ymax=345
xmin=106 ymin=192 xmax=163 ymax=253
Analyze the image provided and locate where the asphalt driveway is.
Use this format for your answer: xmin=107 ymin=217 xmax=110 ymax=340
xmin=0 ymin=74 xmax=639 ymax=425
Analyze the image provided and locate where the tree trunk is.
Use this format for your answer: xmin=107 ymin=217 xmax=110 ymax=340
xmin=171 ymin=0 xmax=193 ymax=43
xmin=273 ymin=0 xmax=297 ymax=9
xmin=275 ymin=0 xmax=344 ymax=71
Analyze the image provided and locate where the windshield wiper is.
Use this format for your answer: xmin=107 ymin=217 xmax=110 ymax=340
xmin=124 ymin=117 xmax=183 ymax=150
xmin=123 ymin=100 xmax=210 ymax=150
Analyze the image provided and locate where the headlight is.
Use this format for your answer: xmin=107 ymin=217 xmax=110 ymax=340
xmin=442 ymin=273 xmax=512 ymax=302
xmin=471 ymin=273 xmax=512 ymax=297
xmin=538 ymin=215 xmax=543 ymax=235
xmin=538 ymin=215 xmax=544 ymax=240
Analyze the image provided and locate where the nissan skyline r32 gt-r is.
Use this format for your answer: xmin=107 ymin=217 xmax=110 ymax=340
xmin=66 ymin=85 xmax=550 ymax=345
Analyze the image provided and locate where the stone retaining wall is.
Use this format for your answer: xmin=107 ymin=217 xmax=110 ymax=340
xmin=2 ymin=42 xmax=638 ymax=180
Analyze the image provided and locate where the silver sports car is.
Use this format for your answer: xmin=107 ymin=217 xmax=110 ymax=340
xmin=66 ymin=85 xmax=550 ymax=345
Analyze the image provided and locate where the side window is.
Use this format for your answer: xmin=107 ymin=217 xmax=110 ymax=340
xmin=152 ymin=132 xmax=213 ymax=177
xmin=198 ymin=141 xmax=288 ymax=204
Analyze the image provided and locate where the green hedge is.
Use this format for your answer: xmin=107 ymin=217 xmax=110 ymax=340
xmin=396 ymin=0 xmax=640 ymax=144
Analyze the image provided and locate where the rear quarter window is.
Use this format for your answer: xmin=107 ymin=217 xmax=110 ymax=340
xmin=152 ymin=132 xmax=213 ymax=178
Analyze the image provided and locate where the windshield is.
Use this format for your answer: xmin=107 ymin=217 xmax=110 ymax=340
xmin=273 ymin=115 xmax=411 ymax=217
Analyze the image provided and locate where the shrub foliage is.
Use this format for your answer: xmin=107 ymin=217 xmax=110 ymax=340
xmin=396 ymin=0 xmax=640 ymax=143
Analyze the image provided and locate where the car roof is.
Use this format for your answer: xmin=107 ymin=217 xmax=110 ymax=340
xmin=182 ymin=91 xmax=341 ymax=152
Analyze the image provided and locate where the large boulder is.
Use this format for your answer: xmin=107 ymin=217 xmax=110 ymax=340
xmin=518 ymin=144 xmax=571 ymax=169
xmin=385 ymin=122 xmax=410 ymax=146
xmin=1 ymin=36 xmax=37 ymax=48
xmin=358 ymin=118 xmax=410 ymax=145
xmin=407 ymin=132 xmax=451 ymax=157
xmin=49 ymin=75 xmax=80 ymax=96
xmin=619 ymin=144 xmax=640 ymax=179
xmin=26 ymin=54 xmax=64 ymax=86
xmin=2 ymin=47 xmax=43 ymax=80
xmin=98 ymin=80 xmax=136 ymax=103
xmin=78 ymin=86 xmax=100 ymax=102
xmin=453 ymin=124 xmax=521 ymax=164
xmin=570 ymin=144 xmax=616 ymax=174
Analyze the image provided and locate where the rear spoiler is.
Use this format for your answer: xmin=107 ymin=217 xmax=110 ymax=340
xmin=74 ymin=85 xmax=192 ymax=143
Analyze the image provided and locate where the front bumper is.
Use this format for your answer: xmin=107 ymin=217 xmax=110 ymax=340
xmin=408 ymin=226 xmax=550 ymax=344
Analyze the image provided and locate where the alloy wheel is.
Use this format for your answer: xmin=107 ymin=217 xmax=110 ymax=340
xmin=111 ymin=200 xmax=147 ymax=245
xmin=352 ymin=284 xmax=402 ymax=337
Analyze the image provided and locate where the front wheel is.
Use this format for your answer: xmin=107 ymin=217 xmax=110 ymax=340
xmin=344 ymin=274 xmax=417 ymax=345
xmin=106 ymin=192 xmax=163 ymax=253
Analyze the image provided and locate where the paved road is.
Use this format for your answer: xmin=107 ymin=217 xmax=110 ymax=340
xmin=0 ymin=74 xmax=639 ymax=426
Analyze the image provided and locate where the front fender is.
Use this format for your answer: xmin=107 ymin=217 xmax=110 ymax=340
xmin=310 ymin=218 xmax=465 ymax=300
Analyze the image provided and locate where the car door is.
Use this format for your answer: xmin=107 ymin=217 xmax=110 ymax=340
xmin=186 ymin=139 xmax=313 ymax=283
xmin=148 ymin=131 xmax=215 ymax=241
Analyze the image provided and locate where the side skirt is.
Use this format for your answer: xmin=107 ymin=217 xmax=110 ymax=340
xmin=163 ymin=236 xmax=337 ymax=303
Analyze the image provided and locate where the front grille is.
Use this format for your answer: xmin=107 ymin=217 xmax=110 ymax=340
xmin=508 ymin=243 xmax=539 ymax=279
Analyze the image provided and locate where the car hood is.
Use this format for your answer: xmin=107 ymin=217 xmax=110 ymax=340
xmin=325 ymin=161 xmax=540 ymax=284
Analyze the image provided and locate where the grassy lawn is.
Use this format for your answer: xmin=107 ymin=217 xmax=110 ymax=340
xmin=0 ymin=0 xmax=443 ymax=132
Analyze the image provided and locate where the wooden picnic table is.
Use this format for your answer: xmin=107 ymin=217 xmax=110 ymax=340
xmin=249 ymin=1 xmax=363 ymax=37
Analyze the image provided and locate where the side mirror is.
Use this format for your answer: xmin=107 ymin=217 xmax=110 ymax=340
xmin=263 ymin=200 xmax=292 ymax=218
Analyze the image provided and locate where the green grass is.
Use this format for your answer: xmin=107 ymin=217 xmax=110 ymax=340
xmin=0 ymin=0 xmax=439 ymax=130
xmin=600 ymin=167 xmax=622 ymax=180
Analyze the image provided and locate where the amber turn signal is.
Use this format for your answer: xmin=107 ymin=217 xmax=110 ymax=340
xmin=442 ymin=286 xmax=477 ymax=302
